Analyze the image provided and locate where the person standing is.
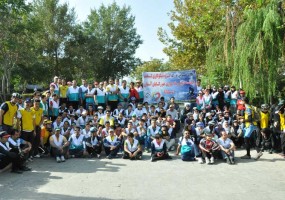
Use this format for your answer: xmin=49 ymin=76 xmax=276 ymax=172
xmin=0 ymin=93 xmax=20 ymax=133
xmin=17 ymin=99 xmax=36 ymax=160
xmin=31 ymin=99 xmax=43 ymax=158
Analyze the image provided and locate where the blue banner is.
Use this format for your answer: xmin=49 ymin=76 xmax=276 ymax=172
xmin=142 ymin=70 xmax=197 ymax=103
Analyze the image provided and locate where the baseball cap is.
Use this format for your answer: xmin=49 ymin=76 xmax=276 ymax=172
xmin=90 ymin=127 xmax=97 ymax=132
xmin=55 ymin=128 xmax=61 ymax=131
xmin=0 ymin=131 xmax=10 ymax=138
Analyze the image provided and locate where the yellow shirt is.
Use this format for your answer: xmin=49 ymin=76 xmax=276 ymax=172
xmin=19 ymin=109 xmax=35 ymax=131
xmin=31 ymin=107 xmax=43 ymax=126
xmin=3 ymin=101 xmax=18 ymax=126
xmin=59 ymin=85 xmax=69 ymax=98
xmin=41 ymin=127 xmax=51 ymax=145
xmin=260 ymin=111 xmax=269 ymax=129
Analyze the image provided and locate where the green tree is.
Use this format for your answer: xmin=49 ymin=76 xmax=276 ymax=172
xmin=82 ymin=2 xmax=143 ymax=81
xmin=0 ymin=0 xmax=30 ymax=98
xmin=131 ymin=59 xmax=171 ymax=81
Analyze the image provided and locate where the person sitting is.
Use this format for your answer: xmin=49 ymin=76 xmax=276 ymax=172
xmin=217 ymin=131 xmax=236 ymax=164
xmin=123 ymin=133 xmax=142 ymax=160
xmin=146 ymin=118 xmax=161 ymax=152
xmin=8 ymin=129 xmax=32 ymax=162
xmin=49 ymin=128 xmax=69 ymax=162
xmin=103 ymin=129 xmax=121 ymax=159
xmin=150 ymin=134 xmax=172 ymax=162
xmin=0 ymin=131 xmax=30 ymax=173
xmin=199 ymin=130 xmax=220 ymax=164
xmin=161 ymin=124 xmax=175 ymax=151
xmin=176 ymin=130 xmax=197 ymax=161
xmin=68 ymin=126 xmax=87 ymax=158
xmin=85 ymin=127 xmax=102 ymax=158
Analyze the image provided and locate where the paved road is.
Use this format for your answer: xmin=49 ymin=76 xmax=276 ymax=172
xmin=0 ymin=150 xmax=284 ymax=200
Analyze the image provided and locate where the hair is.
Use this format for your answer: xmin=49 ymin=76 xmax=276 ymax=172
xmin=154 ymin=133 xmax=162 ymax=139
xmin=127 ymin=133 xmax=134 ymax=138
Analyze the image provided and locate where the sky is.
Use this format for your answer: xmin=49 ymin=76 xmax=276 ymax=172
xmin=59 ymin=0 xmax=174 ymax=62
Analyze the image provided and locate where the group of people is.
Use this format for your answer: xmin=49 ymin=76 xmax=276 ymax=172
xmin=1 ymin=76 xmax=284 ymax=174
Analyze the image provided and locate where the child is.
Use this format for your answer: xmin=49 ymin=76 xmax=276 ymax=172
xmin=199 ymin=130 xmax=220 ymax=164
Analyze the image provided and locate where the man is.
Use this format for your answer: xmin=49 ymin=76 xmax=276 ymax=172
xmin=49 ymin=94 xmax=60 ymax=121
xmin=123 ymin=133 xmax=142 ymax=160
xmin=103 ymin=129 xmax=121 ymax=159
xmin=99 ymin=110 xmax=114 ymax=127
xmin=150 ymin=134 xmax=172 ymax=162
xmin=68 ymin=126 xmax=87 ymax=158
xmin=50 ymin=76 xmax=60 ymax=96
xmin=80 ymin=79 xmax=88 ymax=107
xmin=106 ymin=78 xmax=119 ymax=111
xmin=118 ymin=80 xmax=130 ymax=110
xmin=0 ymin=93 xmax=20 ymax=133
xmin=31 ymin=99 xmax=44 ymax=158
xmin=146 ymin=119 xmax=161 ymax=152
xmin=17 ymin=99 xmax=36 ymax=160
xmin=95 ymin=82 xmax=106 ymax=109
xmin=8 ymin=129 xmax=32 ymax=165
xmin=40 ymin=94 xmax=49 ymax=117
xmin=41 ymin=119 xmax=52 ymax=152
xmin=59 ymin=79 xmax=69 ymax=105
xmin=67 ymin=80 xmax=80 ymax=109
xmin=85 ymin=127 xmax=102 ymax=158
xmin=135 ymin=80 xmax=144 ymax=103
xmin=217 ymin=131 xmax=236 ymax=164
xmin=176 ymin=130 xmax=197 ymax=161
xmin=50 ymin=128 xmax=69 ymax=163
xmin=85 ymin=83 xmax=96 ymax=110
xmin=241 ymin=97 xmax=259 ymax=159
xmin=0 ymin=131 xmax=30 ymax=173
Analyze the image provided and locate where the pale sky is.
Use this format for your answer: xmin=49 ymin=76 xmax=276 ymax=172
xmin=58 ymin=0 xmax=173 ymax=62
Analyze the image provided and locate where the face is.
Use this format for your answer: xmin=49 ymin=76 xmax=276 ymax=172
xmin=109 ymin=131 xmax=114 ymax=136
xmin=184 ymin=131 xmax=190 ymax=138
xmin=34 ymin=102 xmax=40 ymax=108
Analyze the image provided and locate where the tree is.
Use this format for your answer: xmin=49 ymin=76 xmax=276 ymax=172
xmin=158 ymin=0 xmax=229 ymax=73
xmin=131 ymin=59 xmax=171 ymax=81
xmin=30 ymin=0 xmax=77 ymax=78
xmin=82 ymin=2 xmax=143 ymax=81
xmin=0 ymin=0 xmax=30 ymax=99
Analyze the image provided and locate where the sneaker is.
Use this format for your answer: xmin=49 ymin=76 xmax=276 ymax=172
xmin=137 ymin=155 xmax=142 ymax=160
xmin=205 ymin=157 xmax=210 ymax=164
xmin=19 ymin=166 xmax=32 ymax=171
xmin=229 ymin=156 xmax=235 ymax=164
xmin=210 ymin=157 xmax=214 ymax=164
xmin=107 ymin=155 xmax=113 ymax=159
xmin=226 ymin=158 xmax=231 ymax=164
xmin=34 ymin=154 xmax=41 ymax=158
xmin=56 ymin=157 xmax=61 ymax=163
xmin=241 ymin=155 xmax=251 ymax=159
xmin=150 ymin=156 xmax=154 ymax=162
xmin=28 ymin=157 xmax=33 ymax=162
xmin=254 ymin=152 xmax=263 ymax=160
xmin=97 ymin=154 xmax=101 ymax=159
xmin=197 ymin=158 xmax=203 ymax=164
xmin=61 ymin=156 xmax=65 ymax=162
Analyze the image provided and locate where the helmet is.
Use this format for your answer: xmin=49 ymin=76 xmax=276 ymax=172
xmin=261 ymin=104 xmax=269 ymax=111
xmin=11 ymin=93 xmax=20 ymax=98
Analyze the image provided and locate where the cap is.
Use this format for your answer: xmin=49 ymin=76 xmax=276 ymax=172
xmin=240 ymin=90 xmax=245 ymax=94
xmin=196 ymin=122 xmax=204 ymax=127
xmin=193 ymin=107 xmax=197 ymax=110
xmin=97 ymin=106 xmax=103 ymax=110
xmin=25 ymin=98 xmax=32 ymax=103
xmin=0 ymin=131 xmax=10 ymax=138
xmin=132 ymin=113 xmax=137 ymax=117
xmin=203 ymin=128 xmax=212 ymax=136
xmin=186 ymin=112 xmax=193 ymax=116
xmin=205 ymin=113 xmax=211 ymax=118
xmin=43 ymin=119 xmax=52 ymax=124
xmin=55 ymin=128 xmax=61 ymax=131
xmin=108 ymin=129 xmax=114 ymax=132
xmin=186 ymin=103 xmax=190 ymax=107
xmin=90 ymin=127 xmax=97 ymax=132
xmin=208 ymin=121 xmax=216 ymax=126
xmin=131 ymin=97 xmax=136 ymax=101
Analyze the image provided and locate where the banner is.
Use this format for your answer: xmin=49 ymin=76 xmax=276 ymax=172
xmin=142 ymin=70 xmax=197 ymax=103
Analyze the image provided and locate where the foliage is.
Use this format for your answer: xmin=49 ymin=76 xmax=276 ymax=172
xmin=131 ymin=59 xmax=171 ymax=81
xmin=82 ymin=2 xmax=143 ymax=81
